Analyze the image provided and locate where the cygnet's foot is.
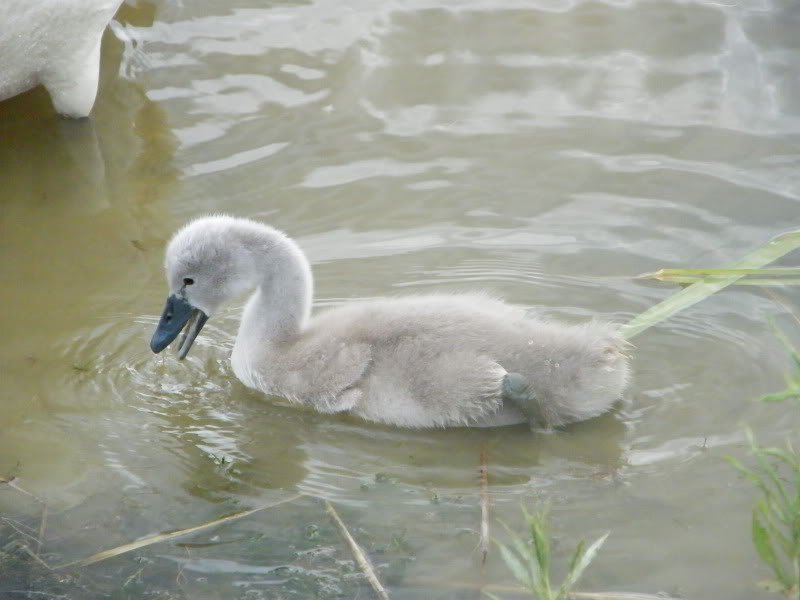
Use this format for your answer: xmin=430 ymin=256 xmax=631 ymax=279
xmin=502 ymin=372 xmax=545 ymax=431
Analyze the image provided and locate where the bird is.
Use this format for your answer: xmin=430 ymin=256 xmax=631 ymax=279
xmin=0 ymin=0 xmax=124 ymax=117
xmin=150 ymin=215 xmax=631 ymax=430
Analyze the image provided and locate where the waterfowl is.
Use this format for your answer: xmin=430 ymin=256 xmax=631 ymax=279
xmin=150 ymin=216 xmax=631 ymax=430
xmin=0 ymin=0 xmax=123 ymax=117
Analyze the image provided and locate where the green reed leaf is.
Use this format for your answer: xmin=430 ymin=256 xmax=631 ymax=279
xmin=498 ymin=519 xmax=541 ymax=591
xmin=495 ymin=539 xmax=533 ymax=589
xmin=557 ymin=532 xmax=610 ymax=600
xmin=753 ymin=510 xmax=791 ymax=587
xmin=622 ymin=230 xmax=800 ymax=340
xmin=756 ymin=498 xmax=794 ymax=557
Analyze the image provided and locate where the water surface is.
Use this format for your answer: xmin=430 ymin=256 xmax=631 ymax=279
xmin=2 ymin=0 xmax=800 ymax=598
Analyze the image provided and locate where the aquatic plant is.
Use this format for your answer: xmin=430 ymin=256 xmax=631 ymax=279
xmin=728 ymin=432 xmax=800 ymax=598
xmin=760 ymin=316 xmax=800 ymax=405
xmin=727 ymin=321 xmax=800 ymax=599
xmin=487 ymin=506 xmax=608 ymax=600
xmin=621 ymin=230 xmax=800 ymax=340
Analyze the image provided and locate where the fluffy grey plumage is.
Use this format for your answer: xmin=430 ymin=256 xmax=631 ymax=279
xmin=151 ymin=215 xmax=631 ymax=429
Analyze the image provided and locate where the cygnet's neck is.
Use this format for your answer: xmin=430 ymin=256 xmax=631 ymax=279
xmin=236 ymin=224 xmax=313 ymax=347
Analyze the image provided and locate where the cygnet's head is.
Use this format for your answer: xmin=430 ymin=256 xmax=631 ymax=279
xmin=150 ymin=215 xmax=261 ymax=359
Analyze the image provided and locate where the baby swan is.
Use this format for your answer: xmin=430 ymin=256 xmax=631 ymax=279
xmin=150 ymin=216 xmax=631 ymax=430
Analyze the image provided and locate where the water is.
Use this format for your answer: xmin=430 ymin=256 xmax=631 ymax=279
xmin=1 ymin=0 xmax=799 ymax=598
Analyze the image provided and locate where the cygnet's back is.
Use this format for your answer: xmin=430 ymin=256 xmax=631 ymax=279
xmin=264 ymin=293 xmax=630 ymax=428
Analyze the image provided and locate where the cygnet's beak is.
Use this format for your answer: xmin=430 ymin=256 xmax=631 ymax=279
xmin=150 ymin=294 xmax=209 ymax=360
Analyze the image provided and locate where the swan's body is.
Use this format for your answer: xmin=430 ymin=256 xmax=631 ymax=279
xmin=0 ymin=0 xmax=123 ymax=117
xmin=151 ymin=216 xmax=631 ymax=429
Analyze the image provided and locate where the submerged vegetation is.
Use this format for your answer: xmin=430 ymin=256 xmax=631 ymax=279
xmin=728 ymin=432 xmax=800 ymax=599
xmin=488 ymin=506 xmax=608 ymax=600
xmin=0 ymin=493 xmax=413 ymax=599
xmin=727 ymin=320 xmax=800 ymax=599
xmin=488 ymin=505 xmax=687 ymax=600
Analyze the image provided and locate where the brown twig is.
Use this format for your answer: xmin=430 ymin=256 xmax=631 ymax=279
xmin=37 ymin=503 xmax=48 ymax=555
xmin=324 ymin=500 xmax=391 ymax=600
xmin=56 ymin=493 xmax=303 ymax=568
xmin=176 ymin=545 xmax=190 ymax=586
xmin=0 ymin=476 xmax=39 ymax=500
xmin=1 ymin=517 xmax=41 ymax=545
xmin=479 ymin=442 xmax=490 ymax=571
xmin=18 ymin=544 xmax=54 ymax=571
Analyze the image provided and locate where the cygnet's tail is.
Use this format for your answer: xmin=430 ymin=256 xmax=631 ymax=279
xmin=511 ymin=324 xmax=632 ymax=430
xmin=549 ymin=329 xmax=631 ymax=427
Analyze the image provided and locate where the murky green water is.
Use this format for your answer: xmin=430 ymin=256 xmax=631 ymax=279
xmin=2 ymin=0 xmax=800 ymax=598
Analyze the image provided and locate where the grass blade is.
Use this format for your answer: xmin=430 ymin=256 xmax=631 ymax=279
xmin=36 ymin=503 xmax=47 ymax=556
xmin=494 ymin=539 xmax=533 ymax=588
xmin=767 ymin=315 xmax=800 ymax=370
xmin=500 ymin=520 xmax=542 ymax=591
xmin=748 ymin=436 xmax=793 ymax=511
xmin=761 ymin=390 xmax=800 ymax=403
xmin=756 ymin=498 xmax=794 ymax=556
xmin=57 ymin=493 xmax=303 ymax=568
xmin=497 ymin=520 xmax=537 ymax=589
xmin=479 ymin=443 xmax=491 ymax=569
xmin=409 ymin=576 xmax=681 ymax=599
xmin=557 ymin=532 xmax=610 ymax=599
xmin=557 ymin=539 xmax=586 ymax=600
xmin=641 ymin=268 xmax=800 ymax=278
xmin=526 ymin=510 xmax=551 ymax=592
xmin=0 ymin=476 xmax=39 ymax=500
xmin=725 ymin=456 xmax=770 ymax=496
xmin=622 ymin=230 xmax=800 ymax=340
xmin=761 ymin=447 xmax=800 ymax=468
xmin=752 ymin=510 xmax=791 ymax=587
xmin=17 ymin=544 xmax=55 ymax=571
xmin=644 ymin=276 xmax=800 ymax=286
xmin=325 ymin=500 xmax=391 ymax=600
xmin=638 ymin=267 xmax=800 ymax=286
xmin=569 ymin=593 xmax=683 ymax=600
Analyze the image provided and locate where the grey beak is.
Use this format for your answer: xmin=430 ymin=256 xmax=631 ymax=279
xmin=150 ymin=294 xmax=209 ymax=359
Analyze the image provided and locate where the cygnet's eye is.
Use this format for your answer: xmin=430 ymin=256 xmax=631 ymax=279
xmin=183 ymin=277 xmax=195 ymax=286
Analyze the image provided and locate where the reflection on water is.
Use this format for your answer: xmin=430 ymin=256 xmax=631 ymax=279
xmin=0 ymin=1 xmax=177 ymax=505
xmin=1 ymin=0 xmax=800 ymax=598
